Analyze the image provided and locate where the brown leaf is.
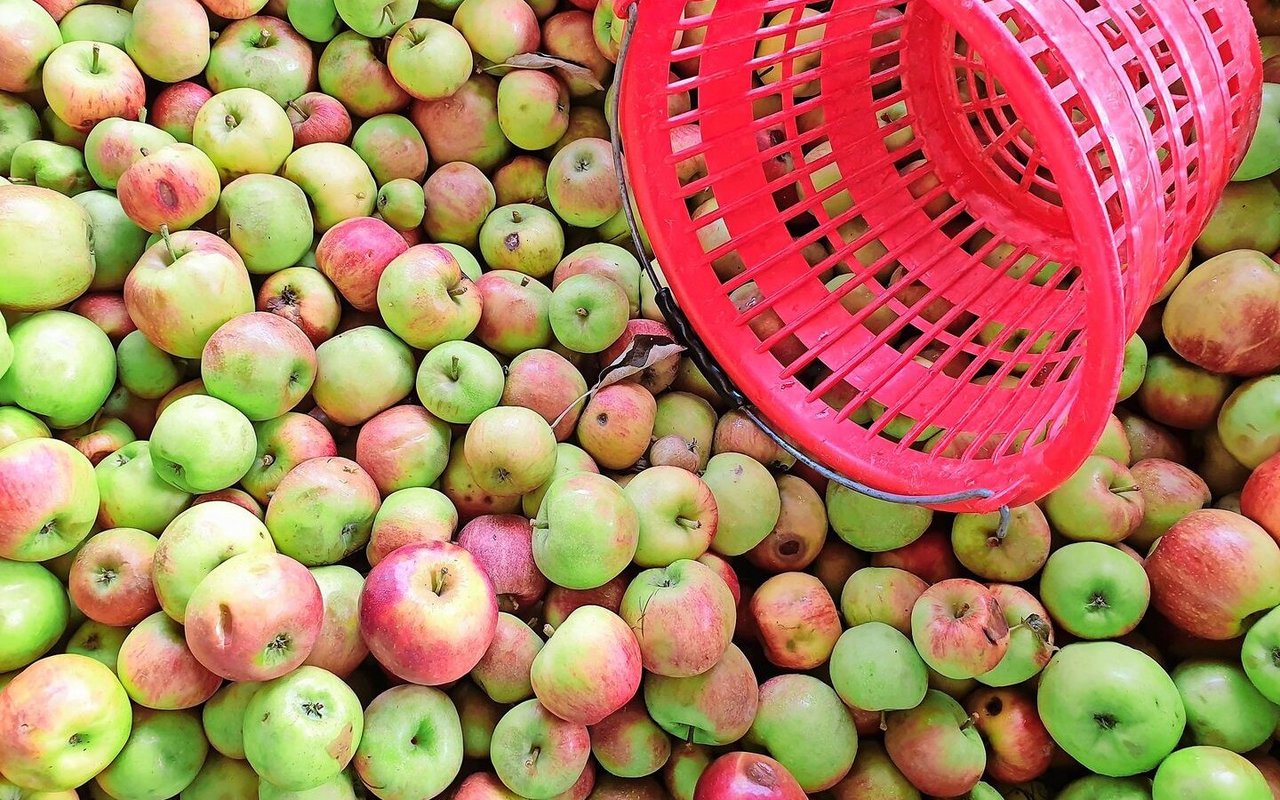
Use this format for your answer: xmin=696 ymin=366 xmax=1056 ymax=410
xmin=500 ymin=53 xmax=605 ymax=91
xmin=550 ymin=333 xmax=685 ymax=428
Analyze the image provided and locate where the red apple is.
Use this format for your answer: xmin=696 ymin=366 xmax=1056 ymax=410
xmin=355 ymin=405 xmax=451 ymax=495
xmin=0 ymin=437 xmax=98 ymax=562
xmin=69 ymin=292 xmax=135 ymax=343
xmin=457 ymin=514 xmax=548 ymax=614
xmin=870 ymin=529 xmax=961 ymax=584
xmin=600 ymin=319 xmax=681 ymax=393
xmin=964 ymin=687 xmax=1053 ymax=783
xmin=151 ymin=82 xmax=212 ymax=143
xmin=911 ymin=579 xmax=1010 ymax=679
xmin=117 ymin=611 xmax=223 ymax=709
xmin=42 ymin=41 xmax=146 ymax=132
xmin=257 ymin=266 xmax=343 ymax=347
xmin=749 ymin=573 xmax=841 ymax=670
xmin=315 ymin=216 xmax=409 ymax=312
xmin=500 ymin=349 xmax=589 ymax=441
xmin=69 ymin=527 xmax=159 ymax=628
xmin=287 ymin=91 xmax=353 ymax=147
xmin=693 ymin=753 xmax=806 ymax=800
xmin=1242 ymin=452 xmax=1280 ymax=544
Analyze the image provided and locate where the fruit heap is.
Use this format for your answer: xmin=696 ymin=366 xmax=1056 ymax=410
xmin=1 ymin=0 xmax=1280 ymax=799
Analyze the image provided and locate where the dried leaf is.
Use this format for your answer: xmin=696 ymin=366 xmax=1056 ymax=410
xmin=550 ymin=333 xmax=685 ymax=428
xmin=499 ymin=53 xmax=606 ymax=91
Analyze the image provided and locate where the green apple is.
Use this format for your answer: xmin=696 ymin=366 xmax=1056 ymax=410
xmin=0 ymin=93 xmax=40 ymax=174
xmin=201 ymin=312 xmax=317 ymax=421
xmin=214 ymin=174 xmax=313 ymax=274
xmin=496 ymin=70 xmax=570 ymax=151
xmin=0 ymin=559 xmax=68 ymax=671
xmin=243 ymin=667 xmax=364 ymax=791
xmin=264 ymin=456 xmax=380 ymax=566
xmin=116 ymin=331 xmax=182 ymax=400
xmin=125 ymin=0 xmax=210 ymax=83
xmin=151 ymin=501 xmax=275 ymax=623
xmin=0 ymin=654 xmax=132 ymax=792
xmin=75 ymin=191 xmax=150 ymax=291
xmin=522 ymin=443 xmax=598 ymax=519
xmin=624 ymin=466 xmax=716 ymax=567
xmin=64 ymin=620 xmax=129 ymax=673
xmin=376 ymin=179 xmax=425 ymax=230
xmin=59 ymin=4 xmax=132 ymax=48
xmin=746 ymin=674 xmax=858 ymax=793
xmin=193 ymin=88 xmax=294 ymax=183
xmin=95 ymin=440 xmax=192 ymax=533
xmin=452 ymin=683 xmax=502 ymax=761
xmin=478 ymin=203 xmax=565 ymax=278
xmin=282 ymin=143 xmax=377 ymax=232
xmin=0 ymin=185 xmax=95 ymax=311
xmin=180 ymin=754 xmax=260 ymax=800
xmin=1151 ymin=746 xmax=1271 ymax=800
xmin=205 ymin=17 xmax=315 ymax=105
xmin=1234 ymin=84 xmax=1280 ymax=181
xmin=415 ymin=340 xmax=505 ymax=424
xmin=0 ymin=0 xmax=61 ymax=93
xmin=201 ymin=681 xmax=261 ymax=760
xmin=1118 ymin=334 xmax=1148 ymax=401
xmin=530 ymin=605 xmax=639 ymax=725
xmin=288 ymin=0 xmax=343 ymax=43
xmin=150 ymin=395 xmax=256 ymax=493
xmin=1042 ymin=456 xmax=1145 ymax=543
xmin=1196 ymin=179 xmax=1280 ymax=257
xmin=353 ymin=685 xmax=464 ymax=800
xmin=312 ymin=326 xmax=414 ymax=426
xmin=95 ymin=708 xmax=208 ymax=800
xmin=883 ymin=690 xmax=986 ymax=798
xmin=1038 ymin=542 xmax=1150 ymax=640
xmin=333 ymin=0 xmax=414 ymax=37
xmin=533 ymin=472 xmax=639 ymax=589
xmin=1242 ymin=606 xmax=1280 ymax=704
xmin=39 ymin=108 xmax=86 ymax=150
xmin=386 ymin=18 xmax=472 ymax=102
xmin=377 ymin=244 xmax=482 ymax=350
xmin=464 ymin=406 xmax=557 ymax=496
xmin=831 ymin=741 xmax=919 ymax=800
xmin=643 ymin=643 xmax=759 ymax=746
xmin=826 ymin=483 xmax=932 ymax=552
xmin=0 ymin=311 xmax=115 ymax=428
xmin=260 ymin=771 xmax=361 ymax=800
xmin=1038 ymin=642 xmax=1185 ymax=776
xmin=829 ymin=621 xmax=927 ymax=712
xmin=489 ymin=699 xmax=591 ymax=799
xmin=0 ymin=316 xmax=10 ymax=383
xmin=977 ymin=584 xmax=1054 ymax=688
xmin=316 ymin=32 xmax=410 ymax=120
xmin=549 ymin=274 xmax=629 ymax=354
xmin=546 ymin=137 xmax=622 ymax=228
xmin=1218 ymin=376 xmax=1280 ymax=468
xmin=1172 ymin=659 xmax=1279 ymax=752
xmin=703 ymin=453 xmax=780 ymax=556
xmin=0 ymin=407 xmax=48 ymax=449
xmin=1057 ymin=775 xmax=1153 ymax=800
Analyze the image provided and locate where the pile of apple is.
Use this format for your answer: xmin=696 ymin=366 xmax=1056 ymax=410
xmin=4 ymin=0 xmax=1280 ymax=799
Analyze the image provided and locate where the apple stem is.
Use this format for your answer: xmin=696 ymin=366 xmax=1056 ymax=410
xmin=431 ymin=567 xmax=449 ymax=595
xmin=225 ymin=114 xmax=238 ymax=130
xmin=542 ymin=623 xmax=555 ymax=638
xmin=531 ymin=520 xmax=549 ymax=529
xmin=576 ymin=307 xmax=589 ymax=317
xmin=91 ymin=44 xmax=100 ymax=75
xmin=525 ymin=747 xmax=540 ymax=768
xmin=139 ymin=147 xmax=151 ymax=158
xmin=138 ymin=107 xmax=147 ymax=124
xmin=959 ymin=713 xmax=978 ymax=732
xmin=448 ymin=356 xmax=461 ymax=382
xmin=256 ymin=28 xmax=272 ymax=48
xmin=447 ymin=286 xmax=469 ymax=297
xmin=287 ymin=100 xmax=309 ymax=121
xmin=511 ymin=210 xmax=524 ymax=224
xmin=159 ymin=225 xmax=178 ymax=263
xmin=1112 ymin=484 xmax=1140 ymax=495
xmin=676 ymin=516 xmax=701 ymax=530
xmin=878 ymin=711 xmax=887 ymax=732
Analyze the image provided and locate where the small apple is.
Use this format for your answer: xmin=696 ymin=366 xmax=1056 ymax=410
xmin=532 ymin=605 xmax=641 ymax=725
xmin=0 ymin=93 xmax=40 ymax=175
xmin=839 ymin=567 xmax=926 ymax=634
xmin=490 ymin=700 xmax=591 ymax=799
xmin=213 ymin=174 xmax=313 ymax=275
xmin=0 ymin=436 xmax=98 ymax=562
xmin=440 ymin=440 xmax=524 ymax=521
xmin=351 ymin=113 xmax=428 ymax=185
xmin=0 ymin=559 xmax=68 ymax=672
xmin=1164 ymin=250 xmax=1280 ymax=376
xmin=117 ymin=611 xmax=223 ymax=709
xmin=149 ymin=395 xmax=256 ymax=493
xmin=266 ymin=456 xmax=380 ymax=566
xmin=911 ymin=579 xmax=1010 ymax=680
xmin=464 ymin=405 xmax=558 ymax=496
xmin=549 ymin=273 xmax=629 ymax=354
xmin=367 ymin=487 xmax=457 ymax=567
xmin=95 ymin=707 xmax=208 ymax=800
xmin=533 ymin=472 xmax=639 ymax=590
xmin=495 ymin=155 xmax=550 ymax=206
xmin=8 ymin=137 xmax=94 ymax=195
xmin=620 ymin=559 xmax=734 ymax=679
xmin=474 ymin=269 xmax=554 ymax=356
xmin=240 ymin=412 xmax=337 ymax=505
xmin=703 ymin=453 xmax=781 ymax=556
xmin=193 ymin=88 xmax=294 ymax=184
xmin=1196 ymin=180 xmax=1280 ymax=257
xmin=150 ymin=81 xmax=212 ymax=143
xmin=243 ymin=666 xmax=363 ymax=791
xmin=68 ymin=527 xmax=158 ymax=628
xmin=281 ymin=143 xmax=377 ymax=232
xmin=205 ymin=16 xmax=315 ymax=105
xmin=416 ymin=340 xmax=505 ymax=425
xmin=1173 ymin=659 xmax=1279 ymax=752
xmin=377 ymin=178 xmax=425 ymax=230
xmin=82 ymin=119 xmax=176 ymax=193
xmin=201 ymin=681 xmax=260 ymax=760
xmin=502 ymin=348 xmax=589 ymax=442
xmin=1129 ymin=458 xmax=1211 ymax=550
xmin=546 ymin=137 xmax=622 ymax=229
xmin=287 ymin=0 xmax=342 ymax=42
xmin=287 ymin=91 xmax=352 ymax=146
xmin=1042 ymin=456 xmax=1145 ymax=543
xmin=312 ymin=326 xmax=414 ymax=426
xmin=826 ymin=484 xmax=932 ymax=552
xmin=457 ymin=514 xmax=547 ymax=613
xmin=625 ymin=466 xmax=717 ymax=567
xmin=420 ymin=161 xmax=496 ymax=249
xmin=1241 ymin=452 xmax=1280 ymax=542
xmin=951 ymin=504 xmax=1050 ymax=582
xmin=125 ymin=0 xmax=210 ymax=83
xmin=829 ymin=621 xmax=927 ymax=712
xmin=0 ymin=185 xmax=95 ymax=312
xmin=1137 ymin=353 xmax=1232 ymax=430
xmin=479 ymin=203 xmax=566 ymax=279
xmin=964 ymin=687 xmax=1053 ymax=784
xmin=883 ymin=690 xmax=986 ymax=797
xmin=386 ymin=18 xmax=472 ymax=102
xmin=354 ymin=685 xmax=464 ymax=800
xmin=749 ymin=572 xmax=841 ymax=670
xmin=378 ymin=244 xmax=482 ymax=350
xmin=978 ymin=584 xmax=1055 ymax=688
xmin=317 ymin=31 xmax=410 ymax=119
xmin=826 ymin=741 xmax=917 ymax=800
xmin=257 ymin=266 xmax=343 ymax=346
xmin=1218 ymin=375 xmax=1280 ymax=468
xmin=182 ymin=755 xmax=260 ymax=800
xmin=472 ymin=612 xmax=542 ymax=704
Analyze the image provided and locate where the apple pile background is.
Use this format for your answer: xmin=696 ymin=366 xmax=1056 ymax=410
xmin=2 ymin=0 xmax=1280 ymax=799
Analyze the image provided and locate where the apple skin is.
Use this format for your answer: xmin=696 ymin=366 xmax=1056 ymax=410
xmin=457 ymin=514 xmax=547 ymax=613
xmin=287 ymin=92 xmax=352 ymax=147
xmin=421 ymin=162 xmax=496 ymax=248
xmin=94 ymin=706 xmax=208 ymax=800
xmin=1128 ymin=458 xmax=1212 ymax=550
xmin=0 ymin=654 xmax=133 ymax=792
xmin=1039 ymin=541 xmax=1150 ymax=640
xmin=1152 ymin=746 xmax=1272 ymax=800
xmin=590 ymin=701 xmax=671 ymax=781
xmin=440 ymin=439 xmax=524 ymax=521
xmin=265 ymin=456 xmax=381 ymax=567
xmin=354 ymin=685 xmax=464 ymax=800
xmin=748 ymin=572 xmax=840 ymax=670
xmin=745 ymin=475 xmax=825 ymax=573
xmin=546 ymin=138 xmax=622 ymax=229
xmin=472 ymin=612 xmax=541 ymax=704
xmin=1164 ymin=250 xmax=1280 ymax=376
xmin=911 ymin=579 xmax=1010 ymax=680
xmin=692 ymin=753 xmax=806 ymax=800
xmin=386 ymin=18 xmax=472 ymax=102
xmin=258 ymin=267 xmax=344 ymax=347
xmin=1137 ymin=353 xmax=1232 ymax=430
xmin=490 ymin=699 xmax=592 ymax=800
xmin=1219 ymin=376 xmax=1280 ymax=468
xmin=151 ymin=82 xmax=212 ymax=144
xmin=494 ymin=155 xmax=549 ymax=206
xmin=202 ymin=0 xmax=269 ymax=18
xmin=312 ymin=326 xmax=415 ymax=427
xmin=318 ymin=32 xmax=410 ymax=119
xmin=0 ymin=92 xmax=39 ymax=178
xmin=883 ymin=690 xmax=986 ymax=798
xmin=0 ymin=185 xmax=95 ymax=312
xmin=643 ymin=644 xmax=758 ymax=746
xmin=184 ymin=552 xmax=323 ymax=682
xmin=150 ymin=501 xmax=274 ymax=622
xmin=68 ymin=528 xmax=158 ymax=628
xmin=183 ymin=754 xmax=261 ymax=800
xmin=304 ymin=565 xmax=368 ymax=679
xmin=0 ymin=559 xmax=68 ymax=672
xmin=0 ymin=407 xmax=50 ymax=450
xmin=71 ymin=289 xmax=137 ymax=345
xmin=368 ymin=487 xmax=458 ymax=567
xmin=533 ymin=472 xmax=640 ymax=590
xmin=0 ymin=437 xmax=99 ymax=562
xmin=1145 ymin=509 xmax=1280 ymax=639
xmin=965 ymin=687 xmax=1053 ymax=783
xmin=149 ymin=395 xmax=256 ymax=494
xmin=360 ymin=541 xmax=498 ymax=686
xmin=116 ymin=144 xmax=221 ymax=234
xmin=1172 ymin=659 xmax=1280 ymax=752
xmin=532 ymin=605 xmax=642 ymax=725
xmin=205 ymin=16 xmax=315 ymax=105
xmin=1038 ymin=642 xmax=1185 ymax=776
xmin=746 ymin=674 xmax=857 ymax=792
xmin=41 ymin=41 xmax=145 ymax=131
xmin=951 ymin=503 xmax=1051 ymax=582
xmin=379 ymin=244 xmax=483 ymax=350
xmin=1197 ymin=181 xmax=1280 ymax=257
xmin=117 ymin=611 xmax=223 ymax=710
xmin=0 ymin=310 xmax=116 ymax=429
xmin=1242 ymin=452 xmax=1280 ymax=543
xmin=356 ymin=405 xmax=451 ymax=494
xmin=243 ymin=666 xmax=362 ymax=792
xmin=316 ymin=216 xmax=408 ymax=313
xmin=124 ymin=0 xmax=209 ymax=83
xmin=826 ymin=741 xmax=918 ymax=800
xmin=1043 ymin=456 xmax=1145 ymax=543
xmin=829 ymin=621 xmax=927 ymax=712
xmin=241 ymin=412 xmax=337 ymax=505
xmin=282 ymin=143 xmax=378 ymax=233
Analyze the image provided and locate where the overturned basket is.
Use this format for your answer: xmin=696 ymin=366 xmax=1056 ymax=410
xmin=608 ymin=0 xmax=1261 ymax=518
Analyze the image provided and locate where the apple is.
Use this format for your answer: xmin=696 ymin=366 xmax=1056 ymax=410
xmin=1137 ymin=353 xmax=1232 ymax=430
xmin=553 ymin=243 xmax=642 ymax=317
xmin=502 ymin=349 xmax=589 ymax=442
xmin=0 ymin=407 xmax=49 ymax=450
xmin=702 ymin=453 xmax=780 ymax=556
xmin=745 ymin=674 xmax=857 ymax=792
xmin=287 ymin=92 xmax=352 ymax=146
xmin=63 ymin=621 xmax=126 ymax=675
xmin=532 ymin=605 xmax=641 ymax=725
xmin=201 ymin=680 xmax=260 ymax=759
xmin=479 ymin=204 xmax=566 ymax=279
xmin=355 ymin=685 xmax=464 ymax=800
xmin=1146 ymin=510 xmax=1280 ymax=639
xmin=642 ymin=642 xmax=757 ymax=747
xmin=116 ymin=611 xmax=223 ymax=709
xmin=182 ymin=754 xmax=260 ymax=800
xmin=41 ymin=42 xmax=145 ymax=131
xmin=297 ymin=566 xmax=366 ymax=679
xmin=1242 ymin=604 xmax=1280 ymax=705
xmin=693 ymin=753 xmax=806 ymax=800
xmin=0 ymin=436 xmax=98 ymax=562
xmin=474 ymin=269 xmax=554 ymax=356
xmin=68 ymin=527 xmax=158 ymax=628
xmin=117 ymin=144 xmax=221 ymax=233
xmin=193 ymin=88 xmax=293 ymax=184
xmin=315 ymin=216 xmax=408 ymax=312
xmin=409 ymin=74 xmax=511 ymax=172
xmin=1173 ymin=659 xmax=1279 ymax=752
xmin=355 ymin=405 xmax=452 ymax=494
xmin=453 ymin=682 xmax=503 ymax=761
xmin=650 ymin=392 xmax=715 ymax=472
xmin=663 ymin=742 xmax=712 ymax=800
xmin=453 ymin=0 xmax=540 ymax=63
xmin=0 ymin=185 xmax=95 ymax=312
xmin=464 ymin=405 xmax=558 ymax=496
xmin=1219 ymin=376 xmax=1280 ymax=468
xmin=1236 ymin=83 xmax=1280 ymax=180
xmin=152 ymin=502 xmax=274 ymax=624
xmin=0 ymin=655 xmax=132 ymax=792
xmin=550 ymin=274 xmax=629 ymax=354
xmin=1119 ymin=409 xmax=1188 ymax=464
xmin=378 ymin=244 xmax=482 ymax=349
xmin=457 ymin=514 xmax=547 ymax=613
xmin=964 ymin=687 xmax=1054 ymax=784
xmin=829 ymin=621 xmax=927 ymax=711
xmin=0 ymin=0 xmax=62 ymax=93
xmin=214 ymin=175 xmax=313 ymax=275
xmin=243 ymin=666 xmax=362 ymax=792
xmin=68 ymin=292 xmax=134 ymax=345
xmin=588 ymin=699 xmax=670 ymax=780
xmin=0 ymin=559 xmax=68 ymax=672
xmin=543 ymin=10 xmax=613 ymax=98
xmin=257 ymin=267 xmax=342 ymax=347
xmin=148 ymin=395 xmax=255 ymax=494
xmin=546 ymin=138 xmax=622 ymax=229
xmin=366 ymin=487 xmax=456 ymax=567
xmin=151 ymin=82 xmax=212 ymax=143
xmin=1152 ymin=746 xmax=1272 ymax=800
xmin=440 ymin=440 xmax=524 ymax=520
xmin=202 ymin=0 xmax=269 ymax=18
xmin=490 ymin=699 xmax=591 ymax=799
xmin=1164 ymin=250 xmax=1280 ymax=376
xmin=360 ymin=541 xmax=498 ymax=686
xmin=415 ymin=340 xmax=505 ymax=425
xmin=1042 ymin=456 xmax=1145 ymax=543
xmin=619 ymin=559 xmax=734 ymax=680
xmin=838 ymin=566 xmax=926 ymax=634
xmin=82 ymin=119 xmax=176 ymax=193
xmin=184 ymin=552 xmax=323 ymax=681
xmin=625 ymin=466 xmax=717 ymax=567
xmin=472 ymin=612 xmax=542 ymax=703
xmin=205 ymin=16 xmax=315 ymax=105
xmin=749 ymin=572 xmax=841 ymax=670
xmin=421 ymin=162 xmax=496 ymax=249
xmin=95 ymin=707 xmax=208 ymax=800
xmin=317 ymin=32 xmax=410 ymax=119
xmin=287 ymin=0 xmax=341 ymax=42
xmin=1038 ymin=642 xmax=1185 ymax=776
xmin=8 ymin=139 xmax=93 ymax=194
xmin=826 ymin=483 xmax=932 ymax=552
xmin=71 ymin=194 xmax=147 ymax=295
xmin=0 ymin=311 xmax=115 ymax=428
xmin=312 ymin=326 xmax=414 ymax=426
xmin=65 ymin=416 xmax=134 ymax=465
xmin=533 ymin=472 xmax=639 ymax=590
xmin=1117 ymin=333 xmax=1148 ymax=401
xmin=912 ymin=579 xmax=1010 ymax=680
xmin=125 ymin=0 xmax=209 ymax=83
xmin=884 ymin=690 xmax=986 ymax=797
xmin=385 ymin=18 xmax=472 ymax=102
xmin=1129 ymin=458 xmax=1212 ymax=550
xmin=1196 ymin=181 xmax=1280 ymax=257
xmin=239 ymin=412 xmax=336 ymax=505
xmin=978 ymin=584 xmax=1055 ymax=688
xmin=0 ymin=93 xmax=40 ymax=175
xmin=495 ymin=155 xmax=550 ymax=206
xmin=351 ymin=114 xmax=428 ymax=185
xmin=1242 ymin=452 xmax=1280 ymax=542
xmin=1094 ymin=413 xmax=1132 ymax=463
xmin=951 ymin=504 xmax=1050 ymax=582
xmin=1039 ymin=542 xmax=1150 ymax=639
xmin=377 ymin=179 xmax=426 ymax=230
xmin=826 ymin=741 xmax=917 ymax=800
xmin=282 ymin=143 xmax=377 ymax=232
xmin=333 ymin=0 xmax=414 ymax=36
xmin=202 ymin=312 xmax=316 ymax=421
xmin=265 ymin=456 xmax=380 ymax=566
xmin=523 ymin=444 xmax=598 ymax=520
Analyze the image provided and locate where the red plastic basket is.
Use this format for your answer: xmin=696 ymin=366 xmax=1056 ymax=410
xmin=610 ymin=0 xmax=1260 ymax=514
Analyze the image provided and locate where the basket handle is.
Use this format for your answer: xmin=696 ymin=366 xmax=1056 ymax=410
xmin=606 ymin=3 xmax=1012 ymax=540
